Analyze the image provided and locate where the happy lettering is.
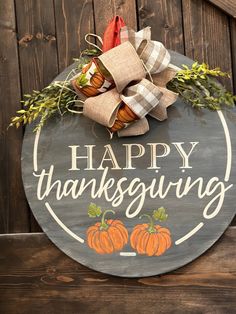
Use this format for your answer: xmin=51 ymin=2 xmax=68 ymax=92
xmin=68 ymin=142 xmax=199 ymax=170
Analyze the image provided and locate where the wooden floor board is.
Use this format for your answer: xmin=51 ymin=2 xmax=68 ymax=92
xmin=0 ymin=227 xmax=235 ymax=313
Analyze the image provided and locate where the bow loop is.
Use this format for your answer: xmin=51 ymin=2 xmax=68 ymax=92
xmin=137 ymin=39 xmax=171 ymax=74
xmin=98 ymin=41 xmax=146 ymax=93
xmin=120 ymin=26 xmax=151 ymax=49
xmin=83 ymin=88 xmax=121 ymax=128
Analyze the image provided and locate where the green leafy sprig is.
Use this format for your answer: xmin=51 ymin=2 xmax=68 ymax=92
xmin=9 ymin=49 xmax=99 ymax=131
xmin=9 ymin=82 xmax=78 ymax=132
xmin=168 ymin=62 xmax=236 ymax=110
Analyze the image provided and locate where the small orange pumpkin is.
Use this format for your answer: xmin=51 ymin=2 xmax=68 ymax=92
xmin=80 ymin=85 xmax=100 ymax=97
xmin=90 ymin=72 xmax=105 ymax=89
xmin=117 ymin=103 xmax=138 ymax=122
xmin=71 ymin=80 xmax=100 ymax=97
xmin=110 ymin=120 xmax=125 ymax=132
xmin=87 ymin=209 xmax=128 ymax=254
xmin=110 ymin=103 xmax=139 ymax=133
xmin=130 ymin=210 xmax=171 ymax=256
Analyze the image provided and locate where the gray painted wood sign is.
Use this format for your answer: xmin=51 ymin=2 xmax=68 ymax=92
xmin=22 ymin=52 xmax=236 ymax=277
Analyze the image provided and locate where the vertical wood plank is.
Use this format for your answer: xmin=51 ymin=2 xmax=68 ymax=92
xmin=93 ymin=0 xmax=137 ymax=36
xmin=137 ymin=0 xmax=184 ymax=53
xmin=16 ymin=0 xmax=59 ymax=93
xmin=182 ymin=0 xmax=233 ymax=91
xmin=0 ymin=0 xmax=30 ymax=233
xmin=206 ymin=0 xmax=236 ymax=18
xmin=230 ymin=18 xmax=236 ymax=94
xmin=54 ymin=0 xmax=95 ymax=72
xmin=229 ymin=18 xmax=236 ymax=226
xmin=15 ymin=0 xmax=59 ymax=231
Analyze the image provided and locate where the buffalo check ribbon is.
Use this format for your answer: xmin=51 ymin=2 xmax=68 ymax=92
xmin=120 ymin=78 xmax=163 ymax=118
xmin=76 ymin=26 xmax=178 ymax=137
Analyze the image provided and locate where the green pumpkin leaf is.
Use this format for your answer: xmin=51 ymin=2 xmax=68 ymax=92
xmin=153 ymin=207 xmax=168 ymax=222
xmin=88 ymin=203 xmax=102 ymax=218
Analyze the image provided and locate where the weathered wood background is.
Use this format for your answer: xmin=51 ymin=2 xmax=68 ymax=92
xmin=0 ymin=0 xmax=235 ymax=312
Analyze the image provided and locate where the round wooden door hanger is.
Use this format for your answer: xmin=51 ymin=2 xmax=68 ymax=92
xmin=22 ymin=52 xmax=236 ymax=277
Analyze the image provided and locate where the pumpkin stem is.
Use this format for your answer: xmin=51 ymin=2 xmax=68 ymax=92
xmin=100 ymin=209 xmax=115 ymax=230
xmin=139 ymin=214 xmax=156 ymax=233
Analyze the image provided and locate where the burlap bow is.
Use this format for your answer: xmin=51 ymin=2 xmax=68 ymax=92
xmin=74 ymin=26 xmax=178 ymax=137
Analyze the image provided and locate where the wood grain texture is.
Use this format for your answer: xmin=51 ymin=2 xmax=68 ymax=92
xmin=206 ymin=0 xmax=236 ymax=18
xmin=137 ymin=0 xmax=184 ymax=53
xmin=230 ymin=18 xmax=236 ymax=226
xmin=182 ymin=0 xmax=233 ymax=91
xmin=15 ymin=0 xmax=59 ymax=232
xmin=0 ymin=0 xmax=29 ymax=233
xmin=15 ymin=0 xmax=58 ymax=93
xmin=54 ymin=0 xmax=95 ymax=72
xmin=0 ymin=227 xmax=235 ymax=313
xmin=230 ymin=18 xmax=236 ymax=94
xmin=93 ymin=0 xmax=137 ymax=36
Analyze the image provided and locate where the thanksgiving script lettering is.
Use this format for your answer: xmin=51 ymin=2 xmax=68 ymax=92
xmin=33 ymin=142 xmax=233 ymax=219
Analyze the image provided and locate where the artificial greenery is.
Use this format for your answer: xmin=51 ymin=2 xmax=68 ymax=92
xmin=9 ymin=53 xmax=92 ymax=131
xmin=10 ymin=60 xmax=235 ymax=131
xmin=168 ymin=62 xmax=236 ymax=110
xmin=9 ymin=82 xmax=78 ymax=132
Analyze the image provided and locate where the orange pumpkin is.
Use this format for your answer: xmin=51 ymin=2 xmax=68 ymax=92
xmin=109 ymin=120 xmax=125 ymax=132
xmin=117 ymin=103 xmax=138 ymax=122
xmin=110 ymin=103 xmax=139 ymax=133
xmin=130 ymin=214 xmax=171 ymax=256
xmin=87 ymin=210 xmax=128 ymax=254
xmin=90 ymin=72 xmax=104 ymax=89
xmin=72 ymin=80 xmax=99 ymax=97
xmin=80 ymin=85 xmax=100 ymax=97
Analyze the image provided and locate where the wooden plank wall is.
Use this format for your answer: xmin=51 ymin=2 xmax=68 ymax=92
xmin=0 ymin=0 xmax=235 ymax=234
